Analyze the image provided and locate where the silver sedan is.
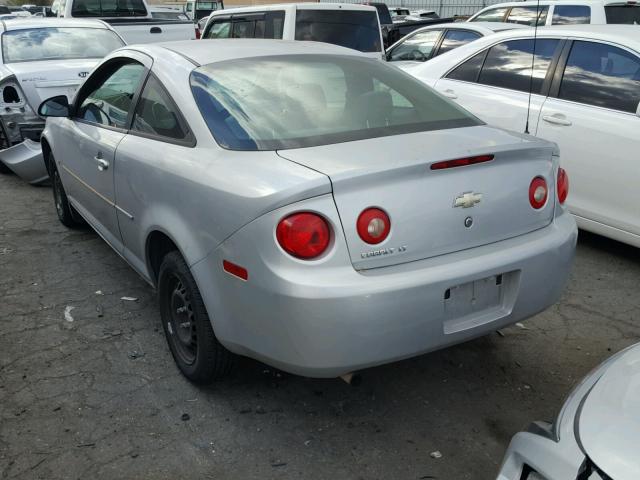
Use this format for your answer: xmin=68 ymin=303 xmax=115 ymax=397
xmin=39 ymin=40 xmax=577 ymax=383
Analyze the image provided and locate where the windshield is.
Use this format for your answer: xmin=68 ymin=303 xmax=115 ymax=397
xmin=295 ymin=10 xmax=382 ymax=53
xmin=190 ymin=55 xmax=480 ymax=151
xmin=605 ymin=5 xmax=640 ymax=24
xmin=71 ymin=0 xmax=147 ymax=17
xmin=2 ymin=27 xmax=124 ymax=63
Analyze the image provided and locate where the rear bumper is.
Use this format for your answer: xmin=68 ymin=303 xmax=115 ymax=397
xmin=0 ymin=139 xmax=47 ymax=184
xmin=192 ymin=198 xmax=577 ymax=378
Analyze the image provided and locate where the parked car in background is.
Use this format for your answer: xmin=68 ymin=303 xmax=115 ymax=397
xmin=498 ymin=342 xmax=640 ymax=480
xmin=386 ymin=22 xmax=526 ymax=63
xmin=51 ymin=0 xmax=195 ymax=44
xmin=39 ymin=39 xmax=576 ymax=384
xmin=469 ymin=0 xmax=640 ymax=26
xmin=399 ymin=25 xmax=640 ymax=248
xmin=196 ymin=14 xmax=209 ymax=38
xmin=0 ymin=4 xmax=10 ymax=14
xmin=0 ymin=19 xmax=125 ymax=183
xmin=389 ymin=6 xmax=410 ymax=22
xmin=201 ymin=3 xmax=384 ymax=58
xmin=183 ymin=0 xmax=223 ymax=22
xmin=406 ymin=9 xmax=440 ymax=20
xmin=362 ymin=1 xmax=454 ymax=47
xmin=149 ymin=6 xmax=189 ymax=20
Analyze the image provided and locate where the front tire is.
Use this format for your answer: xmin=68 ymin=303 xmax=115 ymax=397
xmin=158 ymin=251 xmax=233 ymax=384
xmin=51 ymin=157 xmax=83 ymax=228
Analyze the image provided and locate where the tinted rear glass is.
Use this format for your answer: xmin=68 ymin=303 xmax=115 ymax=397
xmin=552 ymin=5 xmax=591 ymax=24
xmin=190 ymin=55 xmax=480 ymax=151
xmin=295 ymin=10 xmax=381 ymax=53
xmin=605 ymin=5 xmax=640 ymax=24
xmin=2 ymin=27 xmax=125 ymax=62
xmin=72 ymin=0 xmax=147 ymax=17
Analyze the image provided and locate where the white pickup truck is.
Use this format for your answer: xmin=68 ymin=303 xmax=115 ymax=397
xmin=51 ymin=0 xmax=196 ymax=44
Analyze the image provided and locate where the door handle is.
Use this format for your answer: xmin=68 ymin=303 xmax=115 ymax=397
xmin=542 ymin=114 xmax=572 ymax=126
xmin=442 ymin=89 xmax=457 ymax=99
xmin=150 ymin=26 xmax=162 ymax=34
xmin=95 ymin=156 xmax=109 ymax=171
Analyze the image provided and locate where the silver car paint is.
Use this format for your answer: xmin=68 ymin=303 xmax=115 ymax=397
xmin=42 ymin=41 xmax=577 ymax=377
xmin=497 ymin=343 xmax=640 ymax=480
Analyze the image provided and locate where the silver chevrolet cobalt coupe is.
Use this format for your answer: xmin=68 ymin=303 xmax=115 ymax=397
xmin=39 ymin=40 xmax=577 ymax=383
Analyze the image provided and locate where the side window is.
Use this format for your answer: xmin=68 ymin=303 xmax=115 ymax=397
xmin=552 ymin=5 xmax=591 ymax=24
xmin=232 ymin=18 xmax=256 ymax=38
xmin=387 ymin=30 xmax=442 ymax=62
xmin=559 ymin=41 xmax=640 ymax=113
xmin=77 ymin=62 xmax=146 ymax=129
xmin=265 ymin=10 xmax=285 ymax=39
xmin=204 ymin=18 xmax=231 ymax=38
xmin=436 ymin=29 xmax=482 ymax=57
xmin=478 ymin=39 xmax=560 ymax=93
xmin=470 ymin=7 xmax=508 ymax=22
xmin=131 ymin=75 xmax=191 ymax=142
xmin=446 ymin=51 xmax=487 ymax=82
xmin=506 ymin=6 xmax=549 ymax=26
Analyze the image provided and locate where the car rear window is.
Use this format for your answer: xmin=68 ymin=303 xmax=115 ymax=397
xmin=72 ymin=0 xmax=147 ymax=17
xmin=1 ymin=27 xmax=125 ymax=63
xmin=294 ymin=10 xmax=382 ymax=53
xmin=190 ymin=55 xmax=480 ymax=151
xmin=605 ymin=5 xmax=640 ymax=24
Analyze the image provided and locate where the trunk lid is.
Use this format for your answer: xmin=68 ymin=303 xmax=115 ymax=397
xmin=278 ymin=125 xmax=557 ymax=270
xmin=5 ymin=59 xmax=99 ymax=111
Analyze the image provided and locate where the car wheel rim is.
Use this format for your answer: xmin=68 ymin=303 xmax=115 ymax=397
xmin=167 ymin=275 xmax=197 ymax=366
xmin=53 ymin=172 xmax=64 ymax=218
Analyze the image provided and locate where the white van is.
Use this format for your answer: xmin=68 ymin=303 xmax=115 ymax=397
xmin=201 ymin=3 xmax=384 ymax=58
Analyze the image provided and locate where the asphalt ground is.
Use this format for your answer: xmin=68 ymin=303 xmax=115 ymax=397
xmin=1 ymin=171 xmax=639 ymax=480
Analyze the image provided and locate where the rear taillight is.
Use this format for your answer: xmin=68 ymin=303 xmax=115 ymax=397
xmin=430 ymin=154 xmax=494 ymax=170
xmin=529 ymin=177 xmax=548 ymax=209
xmin=276 ymin=212 xmax=331 ymax=259
xmin=195 ymin=26 xmax=201 ymax=39
xmin=557 ymin=168 xmax=569 ymax=204
xmin=357 ymin=208 xmax=391 ymax=244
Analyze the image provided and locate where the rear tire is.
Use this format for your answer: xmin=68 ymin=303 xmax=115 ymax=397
xmin=51 ymin=156 xmax=83 ymax=228
xmin=158 ymin=251 xmax=233 ymax=384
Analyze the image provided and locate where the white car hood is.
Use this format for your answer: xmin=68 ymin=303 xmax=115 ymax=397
xmin=578 ymin=344 xmax=640 ymax=479
xmin=5 ymin=58 xmax=99 ymax=110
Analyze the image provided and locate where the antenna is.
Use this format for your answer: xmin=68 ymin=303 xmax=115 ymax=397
xmin=524 ymin=0 xmax=541 ymax=135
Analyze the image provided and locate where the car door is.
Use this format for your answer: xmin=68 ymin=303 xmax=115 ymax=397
xmin=536 ymin=39 xmax=640 ymax=239
xmin=57 ymin=53 xmax=150 ymax=251
xmin=433 ymin=37 xmax=563 ymax=134
xmin=113 ymin=73 xmax=196 ymax=278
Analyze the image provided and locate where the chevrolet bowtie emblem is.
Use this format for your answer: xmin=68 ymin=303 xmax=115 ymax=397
xmin=453 ymin=192 xmax=483 ymax=208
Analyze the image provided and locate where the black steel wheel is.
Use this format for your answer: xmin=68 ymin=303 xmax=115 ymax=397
xmin=158 ymin=251 xmax=233 ymax=384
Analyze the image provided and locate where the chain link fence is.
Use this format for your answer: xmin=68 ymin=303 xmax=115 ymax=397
xmin=320 ymin=0 xmax=505 ymax=19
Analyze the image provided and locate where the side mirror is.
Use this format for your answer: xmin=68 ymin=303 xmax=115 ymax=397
xmin=38 ymin=95 xmax=69 ymax=118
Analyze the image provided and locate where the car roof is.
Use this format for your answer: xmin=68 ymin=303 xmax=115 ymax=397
xmin=486 ymin=24 xmax=640 ymax=49
xmin=0 ymin=18 xmax=110 ymax=32
xmin=474 ymin=0 xmax=625 ymax=7
xmin=415 ymin=21 xmax=530 ymax=33
xmin=138 ymin=39 xmax=367 ymax=66
xmin=210 ymin=2 xmax=376 ymax=16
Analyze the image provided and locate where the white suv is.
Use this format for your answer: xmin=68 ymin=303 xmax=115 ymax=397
xmin=469 ymin=0 xmax=640 ymax=26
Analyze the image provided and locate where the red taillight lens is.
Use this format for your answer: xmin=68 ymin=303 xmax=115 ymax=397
xmin=557 ymin=168 xmax=569 ymax=204
xmin=357 ymin=208 xmax=391 ymax=244
xmin=276 ymin=212 xmax=331 ymax=259
xmin=430 ymin=154 xmax=494 ymax=170
xmin=195 ymin=27 xmax=201 ymax=39
xmin=529 ymin=177 xmax=548 ymax=209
